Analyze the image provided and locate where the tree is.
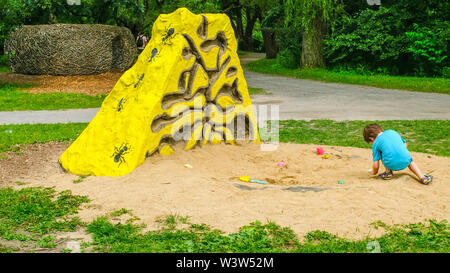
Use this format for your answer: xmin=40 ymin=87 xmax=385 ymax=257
xmin=260 ymin=4 xmax=284 ymax=58
xmin=90 ymin=0 xmax=146 ymax=35
xmin=285 ymin=0 xmax=337 ymax=68
xmin=220 ymin=0 xmax=261 ymax=51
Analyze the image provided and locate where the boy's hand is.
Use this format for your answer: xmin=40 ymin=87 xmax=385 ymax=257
xmin=370 ymin=161 xmax=380 ymax=176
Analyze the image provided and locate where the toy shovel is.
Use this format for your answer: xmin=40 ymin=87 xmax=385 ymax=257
xmin=240 ymin=176 xmax=268 ymax=185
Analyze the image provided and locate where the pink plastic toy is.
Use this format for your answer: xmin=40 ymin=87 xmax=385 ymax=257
xmin=317 ymin=146 xmax=324 ymax=155
xmin=277 ymin=162 xmax=286 ymax=167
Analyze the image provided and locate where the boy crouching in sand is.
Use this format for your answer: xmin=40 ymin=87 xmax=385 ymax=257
xmin=363 ymin=124 xmax=433 ymax=185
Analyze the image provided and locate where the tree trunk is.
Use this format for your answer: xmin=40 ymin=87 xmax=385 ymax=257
xmin=301 ymin=17 xmax=326 ymax=68
xmin=235 ymin=8 xmax=244 ymax=43
xmin=241 ymin=8 xmax=258 ymax=51
xmin=262 ymin=29 xmax=278 ymax=59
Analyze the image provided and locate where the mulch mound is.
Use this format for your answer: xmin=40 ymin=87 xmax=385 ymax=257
xmin=0 ymin=71 xmax=123 ymax=95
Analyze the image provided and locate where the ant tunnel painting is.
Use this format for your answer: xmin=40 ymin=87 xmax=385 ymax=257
xmin=59 ymin=8 xmax=260 ymax=177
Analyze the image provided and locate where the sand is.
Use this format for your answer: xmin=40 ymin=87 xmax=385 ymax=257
xmin=1 ymin=142 xmax=448 ymax=240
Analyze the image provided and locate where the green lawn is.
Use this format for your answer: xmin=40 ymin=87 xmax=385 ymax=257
xmin=238 ymin=50 xmax=249 ymax=56
xmin=1 ymin=120 xmax=448 ymax=157
xmin=245 ymin=59 xmax=450 ymax=94
xmin=0 ymin=65 xmax=11 ymax=74
xmin=0 ymin=83 xmax=106 ymax=111
xmin=277 ymin=120 xmax=450 ymax=157
xmin=0 ymin=187 xmax=89 ymax=252
xmin=0 ymin=123 xmax=87 ymax=154
xmin=249 ymin=86 xmax=270 ymax=95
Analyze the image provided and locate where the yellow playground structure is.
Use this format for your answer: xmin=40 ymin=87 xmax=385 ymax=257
xmin=60 ymin=8 xmax=260 ymax=177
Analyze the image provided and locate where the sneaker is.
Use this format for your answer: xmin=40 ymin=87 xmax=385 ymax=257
xmin=379 ymin=171 xmax=393 ymax=180
xmin=421 ymin=174 xmax=433 ymax=185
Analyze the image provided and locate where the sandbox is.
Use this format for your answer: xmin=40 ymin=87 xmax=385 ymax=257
xmin=1 ymin=142 xmax=448 ymax=239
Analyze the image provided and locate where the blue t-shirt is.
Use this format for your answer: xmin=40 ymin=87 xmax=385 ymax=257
xmin=372 ymin=130 xmax=412 ymax=171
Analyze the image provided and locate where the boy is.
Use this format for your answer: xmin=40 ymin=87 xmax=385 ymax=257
xmin=363 ymin=124 xmax=433 ymax=185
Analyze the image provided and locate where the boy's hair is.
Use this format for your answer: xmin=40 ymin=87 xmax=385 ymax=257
xmin=363 ymin=124 xmax=384 ymax=143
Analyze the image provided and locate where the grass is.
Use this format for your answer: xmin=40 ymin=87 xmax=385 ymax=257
xmin=73 ymin=175 xmax=89 ymax=184
xmin=0 ymin=120 xmax=448 ymax=157
xmin=0 ymin=187 xmax=89 ymax=252
xmin=238 ymin=50 xmax=249 ymax=56
xmin=245 ymin=58 xmax=450 ymax=94
xmin=276 ymin=120 xmax=450 ymax=157
xmin=249 ymin=86 xmax=270 ymax=95
xmin=0 ymin=65 xmax=11 ymax=74
xmin=85 ymin=211 xmax=449 ymax=253
xmin=0 ymin=123 xmax=87 ymax=154
xmin=0 ymin=83 xmax=106 ymax=111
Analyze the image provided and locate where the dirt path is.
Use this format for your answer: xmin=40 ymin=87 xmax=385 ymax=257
xmin=1 ymin=142 xmax=448 ymax=239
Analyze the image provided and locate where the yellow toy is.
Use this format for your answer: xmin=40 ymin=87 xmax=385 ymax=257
xmin=59 ymin=8 xmax=260 ymax=177
xmin=239 ymin=176 xmax=268 ymax=185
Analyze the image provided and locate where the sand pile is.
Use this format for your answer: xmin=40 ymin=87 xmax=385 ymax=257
xmin=1 ymin=142 xmax=448 ymax=239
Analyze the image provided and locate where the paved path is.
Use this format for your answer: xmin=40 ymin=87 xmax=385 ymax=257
xmin=245 ymin=71 xmax=450 ymax=121
xmin=0 ymin=108 xmax=99 ymax=125
xmin=1 ymin=64 xmax=449 ymax=124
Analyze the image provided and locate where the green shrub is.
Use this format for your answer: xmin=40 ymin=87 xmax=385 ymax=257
xmin=324 ymin=7 xmax=409 ymax=75
xmin=324 ymin=5 xmax=449 ymax=77
xmin=274 ymin=28 xmax=302 ymax=68
xmin=0 ymin=55 xmax=8 ymax=65
xmin=261 ymin=5 xmax=302 ymax=68
xmin=277 ymin=48 xmax=299 ymax=68
xmin=405 ymin=24 xmax=448 ymax=76
xmin=250 ymin=19 xmax=265 ymax=53
xmin=443 ymin=67 xmax=450 ymax=79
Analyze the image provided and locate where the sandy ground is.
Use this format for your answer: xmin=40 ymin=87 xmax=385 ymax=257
xmin=1 ymin=142 xmax=448 ymax=240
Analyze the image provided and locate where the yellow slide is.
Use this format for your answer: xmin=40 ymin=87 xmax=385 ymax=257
xmin=59 ymin=8 xmax=260 ymax=177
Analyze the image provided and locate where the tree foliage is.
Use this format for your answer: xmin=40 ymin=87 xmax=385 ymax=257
xmin=0 ymin=0 xmax=448 ymax=76
xmin=324 ymin=0 xmax=449 ymax=76
xmin=285 ymin=0 xmax=336 ymax=34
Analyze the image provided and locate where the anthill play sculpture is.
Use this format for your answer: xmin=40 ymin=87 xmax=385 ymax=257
xmin=59 ymin=8 xmax=260 ymax=177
